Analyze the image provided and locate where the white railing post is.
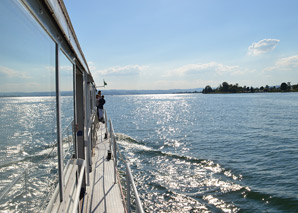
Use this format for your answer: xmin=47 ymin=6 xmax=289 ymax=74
xmin=126 ymin=164 xmax=131 ymax=213
xmin=109 ymin=119 xmax=112 ymax=153
xmin=84 ymin=144 xmax=90 ymax=186
xmin=125 ymin=162 xmax=144 ymax=213
xmin=55 ymin=43 xmax=64 ymax=202
xmin=72 ymin=159 xmax=86 ymax=213
xmin=113 ymin=133 xmax=117 ymax=183
xmin=104 ymin=110 xmax=108 ymax=139
xmin=87 ymin=127 xmax=92 ymax=169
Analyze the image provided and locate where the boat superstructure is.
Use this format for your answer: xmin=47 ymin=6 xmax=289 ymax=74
xmin=0 ymin=0 xmax=143 ymax=212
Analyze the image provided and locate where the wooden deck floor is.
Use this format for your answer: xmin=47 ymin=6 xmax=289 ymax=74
xmin=83 ymin=124 xmax=125 ymax=213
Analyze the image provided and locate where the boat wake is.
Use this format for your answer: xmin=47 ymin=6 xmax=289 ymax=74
xmin=115 ymin=133 xmax=298 ymax=212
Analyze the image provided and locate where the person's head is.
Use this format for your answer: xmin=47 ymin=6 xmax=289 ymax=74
xmin=98 ymin=90 xmax=101 ymax=95
xmin=96 ymin=94 xmax=99 ymax=98
xmin=102 ymin=95 xmax=104 ymax=99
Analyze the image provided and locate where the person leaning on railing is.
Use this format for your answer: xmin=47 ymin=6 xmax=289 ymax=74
xmin=96 ymin=91 xmax=101 ymax=120
xmin=98 ymin=95 xmax=105 ymax=123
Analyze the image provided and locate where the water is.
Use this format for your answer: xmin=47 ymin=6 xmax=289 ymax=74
xmin=0 ymin=96 xmax=74 ymax=212
xmin=105 ymin=93 xmax=298 ymax=212
xmin=1 ymin=93 xmax=298 ymax=212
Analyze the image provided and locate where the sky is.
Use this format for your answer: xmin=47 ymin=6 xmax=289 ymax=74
xmin=64 ymin=0 xmax=298 ymax=90
xmin=1 ymin=0 xmax=76 ymax=93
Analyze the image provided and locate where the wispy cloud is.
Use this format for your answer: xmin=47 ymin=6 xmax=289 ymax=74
xmin=45 ymin=65 xmax=73 ymax=72
xmin=94 ymin=65 xmax=148 ymax=76
xmin=88 ymin=61 xmax=96 ymax=72
xmin=0 ymin=82 xmax=45 ymax=92
xmin=0 ymin=66 xmax=31 ymax=79
xmin=264 ymin=55 xmax=298 ymax=71
xmin=248 ymin=39 xmax=280 ymax=56
xmin=152 ymin=79 xmax=220 ymax=89
xmin=170 ymin=62 xmax=240 ymax=76
xmin=60 ymin=65 xmax=73 ymax=71
xmin=45 ymin=66 xmax=55 ymax=72
xmin=276 ymin=55 xmax=298 ymax=67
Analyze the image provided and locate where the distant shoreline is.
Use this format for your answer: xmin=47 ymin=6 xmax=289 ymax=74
xmin=2 ymin=90 xmax=298 ymax=97
xmin=202 ymin=82 xmax=298 ymax=94
xmin=202 ymin=91 xmax=298 ymax=94
xmin=0 ymin=91 xmax=73 ymax=97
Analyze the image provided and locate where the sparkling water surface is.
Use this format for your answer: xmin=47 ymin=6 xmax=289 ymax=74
xmin=1 ymin=93 xmax=298 ymax=212
xmin=0 ymin=96 xmax=73 ymax=212
xmin=106 ymin=93 xmax=298 ymax=212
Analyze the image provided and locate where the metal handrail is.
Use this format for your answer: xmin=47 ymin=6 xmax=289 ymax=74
xmin=72 ymin=159 xmax=86 ymax=213
xmin=126 ymin=163 xmax=143 ymax=213
xmin=38 ymin=119 xmax=74 ymax=161
xmin=62 ymin=120 xmax=75 ymax=164
xmin=45 ymin=158 xmax=74 ymax=213
xmin=108 ymin=119 xmax=144 ymax=213
xmin=104 ymin=110 xmax=108 ymax=138
xmin=0 ymin=120 xmax=75 ymax=212
xmin=62 ymin=120 xmax=74 ymax=137
xmin=45 ymin=158 xmax=86 ymax=213
xmin=0 ymin=166 xmax=28 ymax=200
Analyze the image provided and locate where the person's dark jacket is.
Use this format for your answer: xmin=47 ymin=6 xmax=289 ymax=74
xmin=98 ymin=98 xmax=105 ymax=109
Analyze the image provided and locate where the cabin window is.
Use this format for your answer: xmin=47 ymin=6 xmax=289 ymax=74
xmin=0 ymin=0 xmax=57 ymax=211
xmin=59 ymin=51 xmax=75 ymax=166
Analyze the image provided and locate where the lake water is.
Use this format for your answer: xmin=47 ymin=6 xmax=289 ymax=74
xmin=106 ymin=93 xmax=298 ymax=212
xmin=0 ymin=93 xmax=298 ymax=212
xmin=0 ymin=96 xmax=73 ymax=212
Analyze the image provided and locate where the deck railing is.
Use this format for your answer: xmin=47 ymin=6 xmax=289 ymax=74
xmin=0 ymin=119 xmax=75 ymax=212
xmin=0 ymin=166 xmax=29 ymax=201
xmin=1 ymin=111 xmax=144 ymax=212
xmin=107 ymin=114 xmax=144 ymax=213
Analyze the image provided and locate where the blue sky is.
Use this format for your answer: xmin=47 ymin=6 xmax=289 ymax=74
xmin=64 ymin=0 xmax=298 ymax=90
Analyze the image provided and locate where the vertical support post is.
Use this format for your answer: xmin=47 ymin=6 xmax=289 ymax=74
xmin=75 ymin=72 xmax=86 ymax=190
xmin=104 ymin=110 xmax=108 ymax=139
xmin=84 ymin=145 xmax=90 ymax=186
xmin=114 ymin=134 xmax=117 ymax=183
xmin=83 ymin=72 xmax=90 ymax=186
xmin=56 ymin=43 xmax=64 ymax=202
xmin=126 ymin=163 xmax=131 ymax=213
xmin=106 ymin=119 xmax=112 ymax=160
xmin=86 ymin=82 xmax=92 ymax=172
xmin=73 ymin=63 xmax=78 ymax=159
xmin=109 ymin=119 xmax=112 ymax=153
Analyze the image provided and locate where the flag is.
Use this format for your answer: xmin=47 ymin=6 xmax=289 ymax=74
xmin=103 ymin=80 xmax=107 ymax=86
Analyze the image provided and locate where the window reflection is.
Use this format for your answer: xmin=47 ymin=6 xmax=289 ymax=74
xmin=0 ymin=1 xmax=55 ymax=94
xmin=0 ymin=0 xmax=57 ymax=211
xmin=59 ymin=51 xmax=74 ymax=165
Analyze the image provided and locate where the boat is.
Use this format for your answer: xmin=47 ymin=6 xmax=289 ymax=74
xmin=0 ymin=0 xmax=143 ymax=212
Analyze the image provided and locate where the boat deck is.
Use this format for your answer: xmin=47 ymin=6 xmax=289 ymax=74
xmin=83 ymin=123 xmax=125 ymax=213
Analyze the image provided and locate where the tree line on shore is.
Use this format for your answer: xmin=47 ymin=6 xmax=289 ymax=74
xmin=202 ymin=82 xmax=298 ymax=94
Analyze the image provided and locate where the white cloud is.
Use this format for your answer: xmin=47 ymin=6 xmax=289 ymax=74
xmin=276 ymin=55 xmax=298 ymax=67
xmin=45 ymin=66 xmax=55 ymax=72
xmin=45 ymin=65 xmax=73 ymax=72
xmin=95 ymin=65 xmax=147 ymax=76
xmin=248 ymin=39 xmax=280 ymax=56
xmin=0 ymin=66 xmax=31 ymax=79
xmin=170 ymin=62 xmax=240 ymax=76
xmin=152 ymin=79 xmax=220 ymax=89
xmin=60 ymin=65 xmax=73 ymax=71
xmin=0 ymin=82 xmax=44 ymax=93
xmin=264 ymin=55 xmax=298 ymax=71
xmin=88 ymin=61 xmax=96 ymax=72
